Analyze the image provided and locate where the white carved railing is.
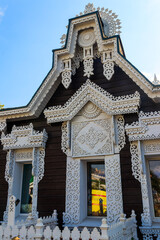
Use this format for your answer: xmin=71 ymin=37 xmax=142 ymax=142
xmin=0 ymin=211 xmax=138 ymax=240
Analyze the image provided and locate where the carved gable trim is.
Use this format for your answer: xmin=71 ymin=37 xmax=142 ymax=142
xmin=44 ymin=80 xmax=140 ymax=123
xmin=1 ymin=8 xmax=160 ymax=123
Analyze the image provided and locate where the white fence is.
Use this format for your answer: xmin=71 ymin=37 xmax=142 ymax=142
xmin=0 ymin=211 xmax=138 ymax=240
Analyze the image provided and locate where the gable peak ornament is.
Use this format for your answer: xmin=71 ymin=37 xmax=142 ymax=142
xmin=77 ymin=3 xmax=122 ymax=37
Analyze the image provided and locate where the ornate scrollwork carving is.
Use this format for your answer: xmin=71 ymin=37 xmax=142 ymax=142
xmin=63 ymin=157 xmax=80 ymax=224
xmin=103 ymin=60 xmax=114 ymax=80
xmin=72 ymin=119 xmax=112 ymax=157
xmin=130 ymin=142 xmax=142 ymax=182
xmin=115 ymin=115 xmax=126 ymax=151
xmin=105 ymin=154 xmax=123 ymax=224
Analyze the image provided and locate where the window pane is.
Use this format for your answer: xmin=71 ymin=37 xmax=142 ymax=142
xmin=149 ymin=160 xmax=160 ymax=217
xmin=88 ymin=163 xmax=106 ymax=216
xmin=20 ymin=164 xmax=33 ymax=213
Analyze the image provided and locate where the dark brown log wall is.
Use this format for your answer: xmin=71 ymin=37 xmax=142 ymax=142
xmin=0 ymin=58 xmax=160 ymax=229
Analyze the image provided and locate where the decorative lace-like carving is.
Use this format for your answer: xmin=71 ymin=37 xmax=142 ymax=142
xmin=144 ymin=141 xmax=160 ymax=153
xmin=61 ymin=121 xmax=70 ymax=154
xmin=81 ymin=102 xmax=101 ymax=119
xmin=105 ymin=154 xmax=123 ymax=224
xmin=0 ymin=120 xmax=6 ymax=132
xmin=115 ymin=115 xmax=125 ymax=151
xmin=126 ymin=111 xmax=160 ymax=141
xmin=130 ymin=142 xmax=142 ymax=182
xmin=141 ymin=175 xmax=152 ymax=227
xmin=1 ymin=123 xmax=48 ymax=150
xmin=63 ymin=157 xmax=80 ymax=224
xmin=44 ymin=80 xmax=140 ymax=123
xmin=38 ymin=149 xmax=45 ymax=182
xmin=103 ymin=60 xmax=114 ymax=80
xmin=129 ymin=141 xmax=152 ymax=227
xmin=83 ymin=58 xmax=94 ymax=78
xmin=141 ymin=228 xmax=160 ymax=240
xmin=76 ymin=4 xmax=122 ymax=36
xmin=62 ymin=71 xmax=72 ymax=89
xmin=72 ymin=119 xmax=112 ymax=157
xmin=15 ymin=150 xmax=32 ymax=160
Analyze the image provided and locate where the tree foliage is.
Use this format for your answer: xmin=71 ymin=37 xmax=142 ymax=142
xmin=0 ymin=103 xmax=4 ymax=109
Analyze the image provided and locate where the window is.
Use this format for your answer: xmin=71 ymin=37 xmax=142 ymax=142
xmin=87 ymin=162 xmax=106 ymax=216
xmin=149 ymin=160 xmax=160 ymax=217
xmin=20 ymin=164 xmax=33 ymax=214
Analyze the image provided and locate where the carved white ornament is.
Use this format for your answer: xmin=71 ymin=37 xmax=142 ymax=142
xmin=126 ymin=111 xmax=160 ymax=141
xmin=63 ymin=157 xmax=80 ymax=225
xmin=1 ymin=124 xmax=48 ymax=224
xmin=141 ymin=175 xmax=152 ymax=227
xmin=130 ymin=142 xmax=142 ymax=182
xmin=78 ymin=29 xmax=96 ymax=48
xmin=140 ymin=227 xmax=160 ymax=240
xmin=44 ymin=80 xmax=140 ymax=123
xmin=105 ymin=154 xmax=123 ymax=224
xmin=115 ymin=115 xmax=126 ymax=152
xmin=72 ymin=119 xmax=112 ymax=157
xmin=143 ymin=140 xmax=160 ymax=154
xmin=76 ymin=4 xmax=122 ymax=36
xmin=61 ymin=121 xmax=70 ymax=155
xmin=78 ymin=29 xmax=95 ymax=78
xmin=103 ymin=60 xmax=114 ymax=80
xmin=1 ymin=7 xmax=160 ymax=124
xmin=81 ymin=101 xmax=101 ymax=119
xmin=1 ymin=123 xmax=48 ymax=150
xmin=129 ymin=140 xmax=152 ymax=227
xmin=0 ymin=120 xmax=6 ymax=132
xmin=83 ymin=57 xmax=94 ymax=78
xmin=61 ymin=59 xmax=72 ymax=89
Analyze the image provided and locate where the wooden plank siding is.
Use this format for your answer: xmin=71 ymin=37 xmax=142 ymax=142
xmin=0 ymin=58 xmax=160 ymax=228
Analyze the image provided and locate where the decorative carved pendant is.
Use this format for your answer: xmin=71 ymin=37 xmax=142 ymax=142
xmin=61 ymin=59 xmax=72 ymax=89
xmin=83 ymin=58 xmax=94 ymax=78
xmin=103 ymin=60 xmax=114 ymax=80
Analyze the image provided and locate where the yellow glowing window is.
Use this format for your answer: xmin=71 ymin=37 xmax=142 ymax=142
xmin=87 ymin=162 xmax=107 ymax=216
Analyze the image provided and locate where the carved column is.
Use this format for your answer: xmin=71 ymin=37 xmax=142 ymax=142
xmin=105 ymin=154 xmax=123 ymax=224
xmin=130 ymin=141 xmax=152 ymax=226
xmin=63 ymin=156 xmax=80 ymax=225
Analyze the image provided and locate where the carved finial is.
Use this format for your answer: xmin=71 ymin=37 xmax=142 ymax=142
xmin=60 ymin=34 xmax=67 ymax=47
xmin=153 ymin=73 xmax=160 ymax=85
xmin=84 ymin=3 xmax=95 ymax=14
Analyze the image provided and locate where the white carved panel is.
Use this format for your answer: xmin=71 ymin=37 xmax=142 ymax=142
xmin=72 ymin=119 xmax=113 ymax=157
xmin=105 ymin=154 xmax=123 ymax=224
xmin=63 ymin=157 xmax=80 ymax=225
xmin=143 ymin=140 xmax=160 ymax=154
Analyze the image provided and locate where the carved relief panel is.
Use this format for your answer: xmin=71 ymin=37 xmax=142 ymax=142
xmin=72 ymin=118 xmax=113 ymax=157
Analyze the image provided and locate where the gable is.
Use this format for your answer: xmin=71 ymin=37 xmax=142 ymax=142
xmin=0 ymin=4 xmax=160 ymax=129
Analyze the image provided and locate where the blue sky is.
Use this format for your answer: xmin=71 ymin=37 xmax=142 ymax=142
xmin=0 ymin=0 xmax=160 ymax=108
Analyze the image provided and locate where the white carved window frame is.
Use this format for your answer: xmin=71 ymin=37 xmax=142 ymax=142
xmin=63 ymin=153 xmax=123 ymax=227
xmin=1 ymin=123 xmax=48 ymax=225
xmin=143 ymin=144 xmax=160 ymax=223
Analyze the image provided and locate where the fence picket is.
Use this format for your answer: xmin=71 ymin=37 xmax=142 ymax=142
xmin=91 ymin=228 xmax=100 ymax=240
xmin=62 ymin=226 xmax=70 ymax=240
xmin=11 ymin=225 xmax=19 ymax=239
xmin=53 ymin=226 xmax=61 ymax=240
xmin=71 ymin=227 xmax=80 ymax=240
xmin=81 ymin=227 xmax=90 ymax=240
xmin=28 ymin=225 xmax=36 ymax=240
xmin=19 ymin=225 xmax=27 ymax=240
xmin=44 ymin=226 xmax=52 ymax=240
xmin=4 ymin=225 xmax=11 ymax=240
